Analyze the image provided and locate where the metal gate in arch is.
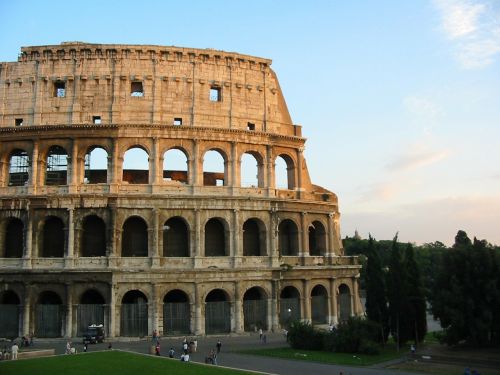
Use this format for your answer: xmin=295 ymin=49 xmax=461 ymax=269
xmin=205 ymin=301 xmax=231 ymax=334
xmin=121 ymin=303 xmax=148 ymax=337
xmin=279 ymin=298 xmax=300 ymax=327
xmin=311 ymin=295 xmax=328 ymax=324
xmin=243 ymin=299 xmax=267 ymax=331
xmin=0 ymin=304 xmax=19 ymax=338
xmin=35 ymin=305 xmax=62 ymax=337
xmin=163 ymin=302 xmax=190 ymax=335
xmin=77 ymin=304 xmax=105 ymax=336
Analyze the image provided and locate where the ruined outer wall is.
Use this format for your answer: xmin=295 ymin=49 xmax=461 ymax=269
xmin=0 ymin=42 xmax=296 ymax=135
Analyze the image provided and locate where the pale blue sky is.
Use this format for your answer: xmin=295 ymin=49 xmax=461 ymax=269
xmin=1 ymin=0 xmax=499 ymax=245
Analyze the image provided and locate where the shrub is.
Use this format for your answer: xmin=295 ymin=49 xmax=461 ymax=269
xmin=358 ymin=339 xmax=381 ymax=355
xmin=288 ymin=321 xmax=325 ymax=350
xmin=328 ymin=317 xmax=382 ymax=354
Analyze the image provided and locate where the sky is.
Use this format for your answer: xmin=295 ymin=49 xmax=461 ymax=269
xmin=1 ymin=0 xmax=499 ymax=246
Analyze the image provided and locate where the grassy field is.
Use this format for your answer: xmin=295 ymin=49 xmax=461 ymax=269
xmin=0 ymin=350 xmax=255 ymax=375
xmin=238 ymin=346 xmax=402 ymax=366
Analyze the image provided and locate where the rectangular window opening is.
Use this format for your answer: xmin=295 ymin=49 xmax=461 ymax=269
xmin=93 ymin=116 xmax=102 ymax=125
xmin=247 ymin=122 xmax=255 ymax=131
xmin=131 ymin=81 xmax=144 ymax=97
xmin=216 ymin=179 xmax=224 ymax=187
xmin=15 ymin=118 xmax=24 ymax=126
xmin=173 ymin=117 xmax=183 ymax=126
xmin=209 ymin=86 xmax=221 ymax=102
xmin=54 ymin=81 xmax=66 ymax=97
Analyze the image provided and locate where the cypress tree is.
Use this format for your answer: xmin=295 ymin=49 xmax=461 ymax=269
xmin=387 ymin=234 xmax=406 ymax=350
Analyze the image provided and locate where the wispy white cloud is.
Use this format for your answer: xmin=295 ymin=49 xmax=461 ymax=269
xmin=386 ymin=149 xmax=450 ymax=172
xmin=403 ymin=95 xmax=441 ymax=118
xmin=434 ymin=0 xmax=500 ymax=68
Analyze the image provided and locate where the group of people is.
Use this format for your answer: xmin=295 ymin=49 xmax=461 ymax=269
xmin=0 ymin=343 xmax=18 ymax=360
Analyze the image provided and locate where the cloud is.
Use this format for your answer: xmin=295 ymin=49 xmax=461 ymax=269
xmin=386 ymin=149 xmax=450 ymax=172
xmin=434 ymin=0 xmax=500 ymax=69
xmin=403 ymin=96 xmax=441 ymax=118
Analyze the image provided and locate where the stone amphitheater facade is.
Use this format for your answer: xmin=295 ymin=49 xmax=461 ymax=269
xmin=0 ymin=42 xmax=361 ymax=339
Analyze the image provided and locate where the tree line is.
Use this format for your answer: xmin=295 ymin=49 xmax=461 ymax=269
xmin=344 ymin=230 xmax=500 ymax=347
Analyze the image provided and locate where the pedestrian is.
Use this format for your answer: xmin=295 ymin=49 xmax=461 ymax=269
xmin=259 ymin=328 xmax=263 ymax=341
xmin=11 ymin=342 xmax=19 ymax=360
xmin=182 ymin=341 xmax=188 ymax=354
xmin=66 ymin=340 xmax=72 ymax=354
xmin=410 ymin=344 xmax=416 ymax=356
xmin=155 ymin=342 xmax=161 ymax=356
xmin=263 ymin=334 xmax=267 ymax=344
xmin=216 ymin=339 xmax=221 ymax=353
xmin=212 ymin=349 xmax=218 ymax=365
xmin=168 ymin=347 xmax=175 ymax=358
xmin=193 ymin=339 xmax=198 ymax=353
xmin=83 ymin=343 xmax=88 ymax=352
xmin=108 ymin=342 xmax=113 ymax=350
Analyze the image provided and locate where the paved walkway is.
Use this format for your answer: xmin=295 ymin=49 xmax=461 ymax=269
xmin=14 ymin=333 xmax=425 ymax=375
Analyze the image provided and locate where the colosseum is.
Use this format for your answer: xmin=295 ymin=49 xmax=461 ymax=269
xmin=0 ymin=42 xmax=361 ymax=339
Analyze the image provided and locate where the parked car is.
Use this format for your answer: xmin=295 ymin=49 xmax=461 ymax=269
xmin=82 ymin=324 xmax=105 ymax=344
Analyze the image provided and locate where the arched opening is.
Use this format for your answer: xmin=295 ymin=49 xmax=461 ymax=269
xmin=77 ymin=289 xmax=106 ymax=336
xmin=121 ymin=217 xmax=148 ymax=257
xmin=205 ymin=289 xmax=230 ymax=334
xmin=84 ymin=147 xmax=108 ymax=184
xmin=45 ymin=146 xmax=68 ymax=186
xmin=0 ymin=290 xmax=21 ymax=338
xmin=121 ymin=290 xmax=148 ymax=337
xmin=309 ymin=221 xmax=327 ymax=256
xmin=122 ymin=147 xmax=149 ymax=184
xmin=203 ymin=149 xmax=225 ymax=186
xmin=338 ymin=284 xmax=352 ymax=323
xmin=3 ymin=218 xmax=24 ymax=258
xmin=8 ymin=149 xmax=30 ymax=186
xmin=275 ymin=154 xmax=295 ymax=189
xmin=243 ymin=219 xmax=266 ymax=256
xmin=163 ymin=290 xmax=190 ymax=335
xmin=311 ymin=285 xmax=328 ymax=324
xmin=204 ymin=218 xmax=227 ymax=256
xmin=163 ymin=217 xmax=189 ymax=257
xmin=279 ymin=286 xmax=301 ymax=328
xmin=241 ymin=152 xmax=261 ymax=187
xmin=278 ymin=219 xmax=298 ymax=256
xmin=163 ymin=148 xmax=188 ymax=184
xmin=243 ymin=287 xmax=268 ymax=332
xmin=36 ymin=291 xmax=63 ymax=337
xmin=81 ymin=215 xmax=106 ymax=257
xmin=41 ymin=216 xmax=65 ymax=257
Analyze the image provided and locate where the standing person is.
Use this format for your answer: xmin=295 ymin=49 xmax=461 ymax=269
xmin=216 ymin=339 xmax=222 ymax=353
xmin=193 ymin=338 xmax=198 ymax=353
xmin=168 ymin=347 xmax=175 ymax=358
xmin=11 ymin=342 xmax=19 ymax=360
xmin=66 ymin=340 xmax=72 ymax=354
xmin=259 ymin=328 xmax=263 ymax=341
xmin=182 ymin=341 xmax=188 ymax=354
xmin=155 ymin=342 xmax=161 ymax=356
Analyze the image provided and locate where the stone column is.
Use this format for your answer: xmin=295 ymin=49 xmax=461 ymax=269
xmin=151 ymin=283 xmax=159 ymax=334
xmin=23 ymin=213 xmax=33 ymax=269
xmin=108 ymin=206 xmax=119 ymax=268
xmin=194 ymin=208 xmax=201 ymax=259
xmin=302 ymin=279 xmax=311 ymax=323
xmin=329 ymin=278 xmax=338 ymax=325
xmin=151 ymin=137 xmax=160 ymax=186
xmin=65 ymin=207 xmax=74 ymax=268
xmin=109 ymin=139 xmax=120 ymax=193
xmin=230 ymin=141 xmax=240 ymax=191
xmin=22 ymin=284 xmax=32 ymax=336
xmin=151 ymin=208 xmax=160 ymax=268
xmin=69 ymin=140 xmax=79 ymax=191
xmin=300 ymin=212 xmax=308 ymax=258
xmin=271 ymin=279 xmax=280 ymax=331
xmin=109 ymin=283 xmax=117 ymax=337
xmin=296 ymin=147 xmax=303 ymax=197
xmin=327 ymin=213 xmax=335 ymax=259
xmin=232 ymin=209 xmax=240 ymax=266
xmin=352 ymin=276 xmax=360 ymax=316
xmin=65 ymin=283 xmax=73 ymax=338
xmin=234 ymin=281 xmax=243 ymax=333
xmin=194 ymin=283 xmax=203 ymax=335
xmin=29 ymin=141 xmax=39 ymax=194
xmin=269 ymin=209 xmax=280 ymax=267
xmin=266 ymin=145 xmax=275 ymax=197
xmin=192 ymin=140 xmax=200 ymax=186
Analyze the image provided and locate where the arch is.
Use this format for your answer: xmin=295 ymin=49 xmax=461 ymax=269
xmin=163 ymin=289 xmax=190 ymax=335
xmin=338 ymin=284 xmax=352 ymax=323
xmin=163 ymin=217 xmax=189 ymax=257
xmin=0 ymin=290 xmax=21 ymax=338
xmin=45 ymin=145 xmax=68 ymax=186
xmin=123 ymin=147 xmax=149 ymax=184
xmin=163 ymin=148 xmax=188 ymax=184
xmin=204 ymin=218 xmax=227 ymax=256
xmin=203 ymin=149 xmax=226 ymax=186
xmin=121 ymin=216 xmax=148 ymax=257
xmin=77 ymin=289 xmax=106 ymax=336
xmin=36 ymin=291 xmax=63 ymax=337
xmin=42 ymin=216 xmax=65 ymax=257
xmin=121 ymin=290 xmax=148 ymax=337
xmin=309 ymin=220 xmax=327 ymax=256
xmin=278 ymin=219 xmax=298 ymax=256
xmin=240 ymin=152 xmax=262 ymax=187
xmin=4 ymin=217 xmax=24 ymax=258
xmin=311 ymin=285 xmax=328 ymax=324
xmin=275 ymin=154 xmax=295 ymax=189
xmin=84 ymin=146 xmax=108 ymax=184
xmin=279 ymin=286 xmax=301 ymax=328
xmin=243 ymin=218 xmax=267 ymax=256
xmin=243 ymin=287 xmax=268 ymax=331
xmin=81 ymin=215 xmax=106 ymax=257
xmin=205 ymin=289 xmax=230 ymax=334
xmin=8 ymin=149 xmax=30 ymax=186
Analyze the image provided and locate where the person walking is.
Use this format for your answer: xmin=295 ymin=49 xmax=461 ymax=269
xmin=11 ymin=342 xmax=19 ymax=360
xmin=216 ymin=339 xmax=222 ymax=353
xmin=259 ymin=328 xmax=263 ymax=341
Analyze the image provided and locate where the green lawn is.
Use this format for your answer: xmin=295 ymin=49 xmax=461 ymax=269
xmin=238 ymin=346 xmax=403 ymax=366
xmin=0 ymin=350 xmax=254 ymax=375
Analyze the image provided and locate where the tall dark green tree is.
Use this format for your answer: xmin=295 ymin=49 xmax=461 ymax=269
xmin=364 ymin=235 xmax=389 ymax=343
xmin=404 ymin=243 xmax=427 ymax=345
xmin=431 ymin=231 xmax=500 ymax=346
